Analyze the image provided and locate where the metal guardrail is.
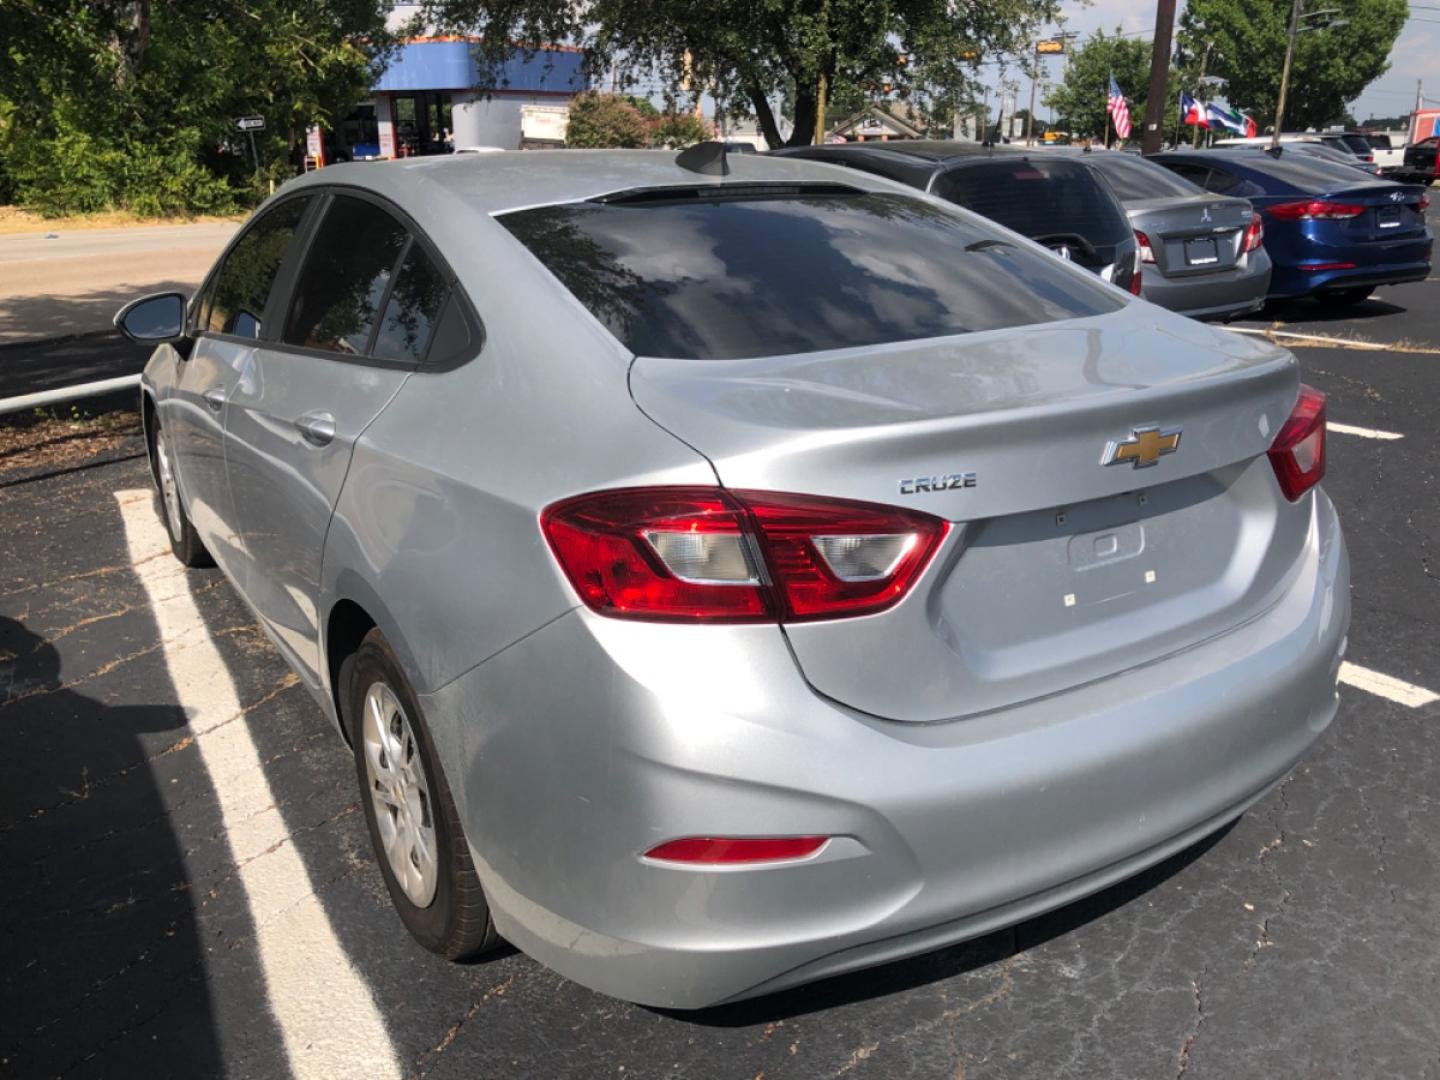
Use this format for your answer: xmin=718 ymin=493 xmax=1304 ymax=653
xmin=0 ymin=374 xmax=141 ymax=417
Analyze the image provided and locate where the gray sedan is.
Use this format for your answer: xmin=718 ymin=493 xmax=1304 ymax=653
xmin=117 ymin=147 xmax=1348 ymax=1009
xmin=1078 ymin=150 xmax=1273 ymax=319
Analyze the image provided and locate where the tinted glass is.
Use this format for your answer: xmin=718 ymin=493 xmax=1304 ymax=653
xmin=1081 ymin=153 xmax=1204 ymax=200
xmin=206 ymin=197 xmax=310 ymax=338
xmin=499 ymin=189 xmax=1122 ymax=361
xmin=1233 ymin=152 xmax=1376 ymax=190
xmin=1158 ymin=161 xmax=1214 ymax=187
xmin=1336 ymin=134 xmax=1372 ymax=155
xmin=933 ymin=159 xmax=1132 ymax=245
xmin=1364 ymin=134 xmax=1392 ymax=149
xmin=283 ymin=195 xmax=408 ymax=356
xmin=371 ymin=245 xmax=450 ymax=362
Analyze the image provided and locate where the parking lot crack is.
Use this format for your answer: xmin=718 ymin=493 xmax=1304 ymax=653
xmin=1175 ymin=968 xmax=1209 ymax=1079
xmin=411 ymin=973 xmax=519 ymax=1077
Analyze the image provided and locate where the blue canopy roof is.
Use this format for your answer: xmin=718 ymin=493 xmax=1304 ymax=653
xmin=373 ymin=41 xmax=588 ymax=94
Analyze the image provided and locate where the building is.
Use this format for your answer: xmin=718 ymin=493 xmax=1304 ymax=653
xmin=827 ymin=102 xmax=931 ymax=143
xmin=315 ymin=22 xmax=589 ymax=163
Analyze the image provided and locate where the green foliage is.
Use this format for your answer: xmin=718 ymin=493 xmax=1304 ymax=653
xmin=651 ymin=112 xmax=712 ymax=149
xmin=424 ymin=0 xmax=1064 ymax=149
xmin=565 ymin=92 xmax=651 ymax=148
xmin=1043 ymin=30 xmax=1151 ymax=141
xmin=0 ymin=0 xmax=391 ymax=217
xmin=624 ymin=95 xmax=661 ymax=118
xmin=1178 ymin=0 xmax=1408 ymax=129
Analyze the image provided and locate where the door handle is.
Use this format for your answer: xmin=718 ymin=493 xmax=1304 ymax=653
xmin=294 ymin=411 xmax=336 ymax=447
xmin=202 ymin=385 xmax=226 ymax=411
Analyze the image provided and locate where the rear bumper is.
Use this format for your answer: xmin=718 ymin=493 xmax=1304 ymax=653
xmin=1269 ymin=227 xmax=1432 ymax=297
xmin=426 ymin=491 xmax=1349 ymax=1009
xmin=1142 ymin=250 xmax=1272 ymax=319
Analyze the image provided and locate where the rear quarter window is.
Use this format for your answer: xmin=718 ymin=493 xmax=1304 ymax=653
xmin=497 ymin=188 xmax=1123 ymax=361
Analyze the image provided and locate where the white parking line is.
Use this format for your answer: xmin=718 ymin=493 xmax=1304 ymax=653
xmin=1329 ymin=422 xmax=1405 ymax=441
xmin=1339 ymin=661 xmax=1440 ymax=708
xmin=1227 ymin=326 xmax=1391 ymax=350
xmin=116 ymin=489 xmax=399 ymax=1080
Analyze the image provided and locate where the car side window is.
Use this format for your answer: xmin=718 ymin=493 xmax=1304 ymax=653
xmin=1202 ymin=168 xmax=1243 ymax=194
xmin=205 ymin=196 xmax=311 ymax=339
xmin=371 ymin=243 xmax=450 ymax=363
xmin=282 ymin=195 xmax=408 ymax=356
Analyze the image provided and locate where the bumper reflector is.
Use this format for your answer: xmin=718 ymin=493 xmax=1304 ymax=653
xmin=643 ymin=836 xmax=829 ymax=865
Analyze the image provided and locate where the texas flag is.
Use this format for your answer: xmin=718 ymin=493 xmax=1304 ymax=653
xmin=1179 ymin=90 xmax=1207 ymax=127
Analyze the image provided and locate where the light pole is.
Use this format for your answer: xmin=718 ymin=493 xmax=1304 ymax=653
xmin=1271 ymin=3 xmax=1342 ymax=150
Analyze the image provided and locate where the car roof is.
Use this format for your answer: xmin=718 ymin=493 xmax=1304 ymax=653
xmin=278 ymin=147 xmax=901 ymax=217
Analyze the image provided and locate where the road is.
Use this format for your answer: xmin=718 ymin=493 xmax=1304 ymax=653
xmin=0 ymin=221 xmax=234 ymax=345
xmin=2 ymin=225 xmax=1438 ymax=1080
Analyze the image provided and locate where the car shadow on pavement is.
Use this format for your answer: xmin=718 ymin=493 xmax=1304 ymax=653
xmin=1260 ymin=297 xmax=1406 ymax=324
xmin=672 ymin=819 xmax=1237 ymax=1028
xmin=0 ymin=615 xmax=225 ymax=1076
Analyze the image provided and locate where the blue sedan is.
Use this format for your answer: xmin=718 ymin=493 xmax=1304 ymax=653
xmin=1150 ymin=148 xmax=1432 ymax=305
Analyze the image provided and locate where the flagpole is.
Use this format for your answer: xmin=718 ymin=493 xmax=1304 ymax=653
xmin=1192 ymin=43 xmax=1211 ymax=148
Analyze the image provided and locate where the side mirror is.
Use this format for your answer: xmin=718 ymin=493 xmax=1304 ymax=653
xmin=114 ymin=292 xmax=187 ymax=345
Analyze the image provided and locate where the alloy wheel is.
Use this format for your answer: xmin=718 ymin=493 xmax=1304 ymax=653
xmin=361 ymin=681 xmax=439 ymax=907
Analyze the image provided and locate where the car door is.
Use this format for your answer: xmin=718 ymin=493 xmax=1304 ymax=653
xmin=222 ymin=191 xmax=449 ymax=689
xmin=167 ymin=195 xmax=315 ymax=574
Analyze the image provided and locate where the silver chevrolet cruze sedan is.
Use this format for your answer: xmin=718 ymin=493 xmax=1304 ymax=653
xmin=118 ymin=147 xmax=1349 ymax=1009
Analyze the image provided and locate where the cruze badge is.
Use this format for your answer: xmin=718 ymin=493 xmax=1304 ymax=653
xmin=1101 ymin=425 xmax=1181 ymax=469
xmin=900 ymin=472 xmax=977 ymax=495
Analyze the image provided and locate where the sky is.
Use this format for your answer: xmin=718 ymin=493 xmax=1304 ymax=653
xmin=980 ymin=0 xmax=1438 ymax=127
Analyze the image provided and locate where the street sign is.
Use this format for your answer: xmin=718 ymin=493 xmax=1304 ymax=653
xmin=236 ymin=116 xmax=266 ymax=132
xmin=1035 ymin=39 xmax=1066 ymax=54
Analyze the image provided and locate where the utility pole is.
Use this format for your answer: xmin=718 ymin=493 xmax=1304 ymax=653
xmin=1141 ymin=0 xmax=1177 ymax=153
xmin=1025 ymin=47 xmax=1038 ymax=146
xmin=1272 ymin=0 xmax=1303 ymax=150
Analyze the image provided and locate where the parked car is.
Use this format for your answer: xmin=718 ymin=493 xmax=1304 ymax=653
xmin=1362 ymin=131 xmax=1409 ymax=175
xmin=1215 ymin=131 xmax=1374 ymax=164
xmin=1069 ymin=150 xmax=1270 ymax=319
xmin=116 ymin=147 xmax=1348 ymax=1010
xmin=1399 ymin=136 xmax=1438 ymax=185
xmin=771 ymin=141 xmax=1142 ymax=293
xmin=1233 ymin=139 xmax=1386 ymax=176
xmin=1151 ymin=147 xmax=1432 ymax=304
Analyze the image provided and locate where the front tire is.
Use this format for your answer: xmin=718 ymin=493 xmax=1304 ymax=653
xmin=1322 ymin=286 xmax=1374 ymax=307
xmin=349 ymin=629 xmax=501 ymax=960
xmin=148 ymin=415 xmax=213 ymax=568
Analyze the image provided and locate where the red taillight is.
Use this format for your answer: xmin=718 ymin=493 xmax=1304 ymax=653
xmin=1242 ymin=212 xmax=1265 ymax=253
xmin=643 ymin=836 xmax=829 ymax=865
xmin=1268 ymin=384 xmax=1327 ymax=501
xmin=1134 ymin=229 xmax=1156 ymax=263
xmin=1419 ymin=193 xmax=1431 ymax=212
xmin=541 ymin=487 xmax=949 ymax=623
xmin=1266 ymin=199 xmax=1365 ymax=221
xmin=1298 ymin=261 xmax=1356 ymax=271
xmin=1127 ymin=262 xmax=1143 ymax=295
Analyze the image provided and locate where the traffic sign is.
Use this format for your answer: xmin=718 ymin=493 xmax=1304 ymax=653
xmin=236 ymin=116 xmax=266 ymax=132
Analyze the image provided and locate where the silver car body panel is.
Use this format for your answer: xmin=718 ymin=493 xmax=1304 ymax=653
xmin=139 ymin=149 xmax=1349 ymax=1008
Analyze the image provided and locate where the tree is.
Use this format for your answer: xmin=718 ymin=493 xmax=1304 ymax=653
xmin=421 ymin=0 xmax=1064 ymax=148
xmin=1043 ymin=30 xmax=1151 ymax=141
xmin=564 ymin=92 xmax=651 ymax=147
xmin=0 ymin=0 xmax=391 ymax=216
xmin=1177 ymin=0 xmax=1407 ymax=130
xmin=652 ymin=112 xmax=712 ymax=148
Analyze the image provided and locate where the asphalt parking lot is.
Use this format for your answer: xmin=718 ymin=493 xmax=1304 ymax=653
xmin=3 ymin=258 xmax=1439 ymax=1078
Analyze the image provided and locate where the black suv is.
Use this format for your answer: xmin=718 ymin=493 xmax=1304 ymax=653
xmin=771 ymin=142 xmax=1141 ymax=294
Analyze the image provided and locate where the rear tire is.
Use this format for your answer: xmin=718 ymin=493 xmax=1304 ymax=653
xmin=148 ymin=415 xmax=213 ymax=568
xmin=349 ymin=629 xmax=501 ymax=960
xmin=1322 ymin=286 xmax=1374 ymax=307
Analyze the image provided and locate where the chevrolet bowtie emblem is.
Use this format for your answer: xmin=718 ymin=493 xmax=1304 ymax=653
xmin=1101 ymin=425 xmax=1182 ymax=469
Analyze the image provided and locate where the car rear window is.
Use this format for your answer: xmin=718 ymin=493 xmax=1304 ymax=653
xmin=932 ymin=159 xmax=1133 ymax=245
xmin=497 ymin=188 xmax=1122 ymax=361
xmin=1080 ymin=153 xmax=1204 ymax=200
xmin=1222 ymin=152 xmax=1371 ymax=190
xmin=1364 ymin=134 xmax=1393 ymax=149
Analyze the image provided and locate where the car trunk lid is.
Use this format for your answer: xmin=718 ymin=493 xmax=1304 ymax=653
xmin=631 ymin=306 xmax=1306 ymax=722
xmin=1128 ymin=195 xmax=1254 ymax=277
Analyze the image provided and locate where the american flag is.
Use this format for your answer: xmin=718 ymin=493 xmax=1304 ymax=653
xmin=1107 ymin=75 xmax=1132 ymax=140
